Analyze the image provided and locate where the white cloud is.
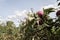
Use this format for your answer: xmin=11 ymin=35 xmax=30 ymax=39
xmin=6 ymin=15 xmax=17 ymax=22
xmin=5 ymin=10 xmax=29 ymax=27
xmin=43 ymin=3 xmax=57 ymax=9
xmin=0 ymin=16 xmax=3 ymax=21
xmin=14 ymin=10 xmax=22 ymax=17
xmin=7 ymin=15 xmax=16 ymax=19
xmin=15 ymin=10 xmax=28 ymax=19
xmin=5 ymin=10 xmax=29 ymax=24
xmin=22 ymin=10 xmax=28 ymax=14
xmin=0 ymin=16 xmax=6 ymax=24
xmin=43 ymin=5 xmax=54 ymax=9
xmin=15 ymin=10 xmax=28 ymax=16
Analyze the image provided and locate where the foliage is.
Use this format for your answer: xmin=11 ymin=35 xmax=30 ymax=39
xmin=0 ymin=4 xmax=60 ymax=40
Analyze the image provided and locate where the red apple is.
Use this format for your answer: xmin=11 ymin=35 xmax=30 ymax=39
xmin=37 ymin=11 xmax=44 ymax=18
xmin=56 ymin=10 xmax=60 ymax=16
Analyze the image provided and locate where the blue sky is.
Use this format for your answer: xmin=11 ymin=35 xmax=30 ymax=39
xmin=0 ymin=0 xmax=56 ymax=17
xmin=0 ymin=0 xmax=57 ymax=26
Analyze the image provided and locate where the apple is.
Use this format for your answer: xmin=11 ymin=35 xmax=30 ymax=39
xmin=56 ymin=10 xmax=60 ymax=16
xmin=37 ymin=11 xmax=44 ymax=18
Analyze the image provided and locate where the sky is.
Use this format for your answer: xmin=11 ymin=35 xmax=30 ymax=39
xmin=0 ymin=0 xmax=57 ymax=26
